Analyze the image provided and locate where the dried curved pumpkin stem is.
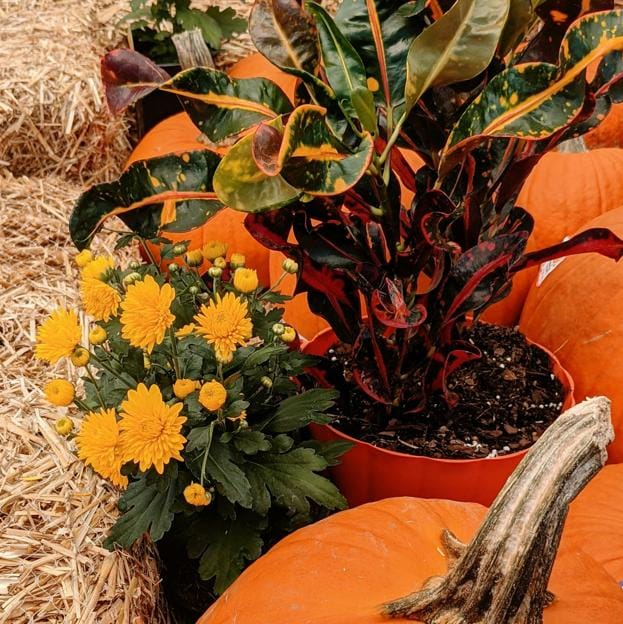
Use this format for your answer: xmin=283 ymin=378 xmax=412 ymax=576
xmin=383 ymin=396 xmax=613 ymax=623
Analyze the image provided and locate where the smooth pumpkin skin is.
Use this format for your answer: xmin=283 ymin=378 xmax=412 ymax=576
xmin=519 ymin=207 xmax=623 ymax=462
xmin=271 ymin=148 xmax=425 ymax=341
xmin=483 ymin=148 xmax=623 ymax=326
xmin=199 ymin=497 xmax=623 ymax=624
xmin=125 ymin=53 xmax=298 ymax=282
xmin=565 ymin=464 xmax=623 ymax=583
xmin=585 ymin=103 xmax=623 ymax=149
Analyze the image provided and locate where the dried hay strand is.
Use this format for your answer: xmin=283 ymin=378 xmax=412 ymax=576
xmin=0 ymin=0 xmax=133 ymax=185
xmin=0 ymin=171 xmax=168 ymax=624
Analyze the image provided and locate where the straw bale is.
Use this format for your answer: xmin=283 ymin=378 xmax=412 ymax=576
xmin=0 ymin=0 xmax=133 ymax=185
xmin=0 ymin=171 xmax=168 ymax=623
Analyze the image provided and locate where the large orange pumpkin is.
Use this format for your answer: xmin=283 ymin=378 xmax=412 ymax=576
xmin=272 ymin=148 xmax=425 ymax=340
xmin=584 ymin=103 xmax=623 ymax=149
xmin=199 ymin=496 xmax=623 ymax=624
xmin=126 ymin=53 xmax=299 ymax=282
xmin=483 ymin=147 xmax=623 ymax=326
xmin=519 ymin=206 xmax=623 ymax=462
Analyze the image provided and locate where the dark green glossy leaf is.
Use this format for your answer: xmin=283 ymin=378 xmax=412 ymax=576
xmin=499 ymin=0 xmax=535 ymax=56
xmin=161 ymin=68 xmax=293 ymax=144
xmin=405 ymin=0 xmax=509 ymax=113
xmin=351 ymin=86 xmax=378 ymax=134
xmin=334 ymin=0 xmax=427 ymax=108
xmin=249 ymin=0 xmax=319 ymax=76
xmin=206 ymin=440 xmax=253 ymax=508
xmin=306 ymin=2 xmax=368 ymax=119
xmin=213 ymin=118 xmax=301 ymax=212
xmin=70 ymin=151 xmax=223 ymax=249
xmin=265 ymin=388 xmax=339 ymax=433
xmin=442 ymin=10 xmax=623 ymax=172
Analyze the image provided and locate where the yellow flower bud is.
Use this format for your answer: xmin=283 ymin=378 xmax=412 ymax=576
xmin=272 ymin=323 xmax=285 ymax=336
xmin=230 ymin=253 xmax=246 ymax=268
xmin=281 ymin=326 xmax=297 ymax=343
xmin=44 ymin=379 xmax=75 ymax=407
xmin=282 ymin=258 xmax=299 ymax=274
xmin=208 ymin=266 xmax=223 ymax=279
xmin=199 ymin=380 xmax=227 ymax=411
xmin=173 ymin=378 xmax=198 ymax=399
xmin=70 ymin=347 xmax=91 ymax=367
xmin=183 ymin=482 xmax=212 ymax=506
xmin=260 ymin=376 xmax=273 ymax=389
xmin=123 ymin=272 xmax=142 ymax=287
xmin=213 ymin=256 xmax=227 ymax=269
xmin=168 ymin=262 xmax=180 ymax=273
xmin=186 ymin=249 xmax=204 ymax=267
xmin=189 ymin=286 xmax=200 ymax=295
xmin=129 ymin=260 xmax=141 ymax=270
xmin=202 ymin=240 xmax=228 ymax=261
xmin=75 ymin=249 xmax=93 ymax=268
xmin=215 ymin=349 xmax=234 ymax=364
xmin=233 ymin=268 xmax=259 ymax=294
xmin=172 ymin=243 xmax=188 ymax=256
xmin=55 ymin=416 xmax=74 ymax=436
xmin=89 ymin=326 xmax=107 ymax=345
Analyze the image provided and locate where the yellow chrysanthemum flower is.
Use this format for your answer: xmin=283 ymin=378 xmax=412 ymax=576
xmin=183 ymin=482 xmax=212 ymax=506
xmin=81 ymin=255 xmax=115 ymax=280
xmin=173 ymin=378 xmax=198 ymax=399
xmin=119 ymin=384 xmax=187 ymax=474
xmin=199 ymin=380 xmax=227 ymax=411
xmin=89 ymin=326 xmax=107 ymax=345
xmin=185 ymin=249 xmax=204 ymax=267
xmin=194 ymin=292 xmax=253 ymax=362
xmin=175 ymin=323 xmax=196 ymax=338
xmin=202 ymin=240 xmax=228 ymax=261
xmin=75 ymin=249 xmax=93 ymax=268
xmin=70 ymin=347 xmax=91 ymax=367
xmin=233 ymin=268 xmax=259 ymax=294
xmin=76 ymin=408 xmax=128 ymax=488
xmin=55 ymin=416 xmax=74 ymax=436
xmin=80 ymin=277 xmax=121 ymax=321
xmin=230 ymin=253 xmax=245 ymax=268
xmin=120 ymin=275 xmax=175 ymax=352
xmin=44 ymin=379 xmax=75 ymax=406
xmin=35 ymin=308 xmax=81 ymax=364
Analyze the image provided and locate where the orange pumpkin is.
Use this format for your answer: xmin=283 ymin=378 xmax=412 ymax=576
xmin=483 ymin=147 xmax=623 ymax=326
xmin=125 ymin=53 xmax=299 ymax=282
xmin=584 ymin=103 xmax=623 ymax=149
xmin=519 ymin=206 xmax=623 ymax=462
xmin=271 ymin=148 xmax=425 ymax=340
xmin=566 ymin=464 xmax=623 ymax=583
xmin=199 ymin=496 xmax=623 ymax=623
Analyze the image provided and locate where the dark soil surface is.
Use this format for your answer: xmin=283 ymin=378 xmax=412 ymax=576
xmin=326 ymin=325 xmax=566 ymax=459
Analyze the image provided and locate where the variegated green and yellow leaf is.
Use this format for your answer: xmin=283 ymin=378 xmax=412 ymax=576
xmin=160 ymin=68 xmax=293 ymax=144
xmin=70 ymin=151 xmax=223 ymax=249
xmin=441 ymin=9 xmax=623 ymax=174
xmin=404 ymin=0 xmax=510 ymax=114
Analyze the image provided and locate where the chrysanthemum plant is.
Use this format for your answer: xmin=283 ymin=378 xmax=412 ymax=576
xmin=73 ymin=1 xmax=623 ymax=416
xmin=37 ymin=249 xmax=348 ymax=593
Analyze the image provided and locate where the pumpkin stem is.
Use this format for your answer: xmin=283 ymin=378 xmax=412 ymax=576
xmin=383 ymin=396 xmax=613 ymax=623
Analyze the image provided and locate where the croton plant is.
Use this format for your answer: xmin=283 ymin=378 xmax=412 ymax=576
xmin=74 ymin=0 xmax=623 ymax=416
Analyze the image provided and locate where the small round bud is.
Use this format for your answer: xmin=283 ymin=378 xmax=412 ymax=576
xmin=55 ymin=417 xmax=74 ymax=436
xmin=260 ymin=376 xmax=273 ymax=389
xmin=185 ymin=249 xmax=204 ymax=267
xmin=230 ymin=253 xmax=246 ymax=269
xmin=282 ymin=258 xmax=299 ymax=274
xmin=189 ymin=285 xmax=200 ymax=295
xmin=89 ymin=326 xmax=107 ymax=345
xmin=129 ymin=260 xmax=141 ymax=270
xmin=168 ymin=262 xmax=180 ymax=273
xmin=172 ymin=243 xmax=188 ymax=256
xmin=122 ymin=272 xmax=142 ymax=287
xmin=183 ymin=482 xmax=212 ymax=506
xmin=70 ymin=347 xmax=91 ymax=367
xmin=280 ymin=326 xmax=297 ymax=343
xmin=208 ymin=266 xmax=223 ymax=279
xmin=272 ymin=323 xmax=285 ymax=336
xmin=213 ymin=256 xmax=227 ymax=269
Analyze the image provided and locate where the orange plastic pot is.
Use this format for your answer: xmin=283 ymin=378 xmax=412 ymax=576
xmin=305 ymin=327 xmax=575 ymax=507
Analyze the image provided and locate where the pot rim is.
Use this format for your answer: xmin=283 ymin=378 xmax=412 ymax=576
xmin=304 ymin=324 xmax=575 ymax=465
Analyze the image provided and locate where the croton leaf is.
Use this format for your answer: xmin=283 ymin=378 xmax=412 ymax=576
xmin=249 ymin=0 xmax=319 ymax=77
xmin=70 ymin=151 xmax=222 ymax=249
xmin=335 ymin=0 xmax=427 ymax=109
xmin=306 ymin=2 xmax=370 ymax=120
xmin=160 ymin=67 xmax=293 ymax=144
xmin=442 ymin=9 xmax=623 ymax=173
xmin=404 ymin=0 xmax=510 ymax=114
xmin=104 ymin=470 xmax=177 ymax=549
xmin=213 ymin=118 xmax=300 ymax=212
xmin=498 ymin=0 xmax=535 ymax=57
xmin=101 ymin=49 xmax=170 ymax=115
